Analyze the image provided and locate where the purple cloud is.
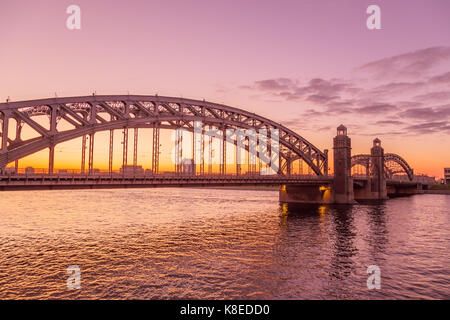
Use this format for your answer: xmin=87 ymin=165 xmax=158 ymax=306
xmin=403 ymin=121 xmax=450 ymax=134
xmin=357 ymin=46 xmax=450 ymax=80
xmin=429 ymin=71 xmax=450 ymax=84
xmin=306 ymin=94 xmax=339 ymax=104
xmin=239 ymin=46 xmax=450 ymax=137
xmin=413 ymin=91 xmax=450 ymax=103
xmin=355 ymin=103 xmax=398 ymax=114
xmin=375 ymin=120 xmax=404 ymax=126
xmin=398 ymin=105 xmax=450 ymax=121
xmin=254 ymin=78 xmax=296 ymax=91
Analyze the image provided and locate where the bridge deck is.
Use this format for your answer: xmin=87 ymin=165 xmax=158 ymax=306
xmin=0 ymin=173 xmax=333 ymax=191
xmin=0 ymin=172 xmax=426 ymax=192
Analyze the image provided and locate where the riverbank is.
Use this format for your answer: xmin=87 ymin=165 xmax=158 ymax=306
xmin=423 ymin=189 xmax=450 ymax=195
xmin=425 ymin=185 xmax=450 ymax=195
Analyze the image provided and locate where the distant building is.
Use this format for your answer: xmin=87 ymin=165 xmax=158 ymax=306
xmin=4 ymin=167 xmax=16 ymax=174
xmin=182 ymin=158 xmax=196 ymax=175
xmin=25 ymin=167 xmax=35 ymax=174
xmin=414 ymin=174 xmax=436 ymax=185
xmin=120 ymin=165 xmax=144 ymax=175
xmin=392 ymin=174 xmax=435 ymax=185
xmin=160 ymin=171 xmax=176 ymax=176
xmin=444 ymin=168 xmax=450 ymax=184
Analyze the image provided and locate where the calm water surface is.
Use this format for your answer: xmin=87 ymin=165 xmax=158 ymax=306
xmin=0 ymin=188 xmax=449 ymax=299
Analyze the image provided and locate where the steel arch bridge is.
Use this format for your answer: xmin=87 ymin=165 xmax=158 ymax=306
xmin=0 ymin=95 xmax=328 ymax=175
xmin=351 ymin=153 xmax=414 ymax=181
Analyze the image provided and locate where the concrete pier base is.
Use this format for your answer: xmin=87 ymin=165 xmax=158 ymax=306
xmin=279 ymin=184 xmax=333 ymax=204
xmin=333 ymin=177 xmax=355 ymax=204
xmin=386 ymin=184 xmax=420 ymax=197
xmin=332 ymin=125 xmax=355 ymax=204
xmin=354 ymin=178 xmax=388 ymax=201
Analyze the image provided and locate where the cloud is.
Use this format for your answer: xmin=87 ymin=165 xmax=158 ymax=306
xmin=306 ymin=94 xmax=339 ymax=104
xmin=403 ymin=121 xmax=450 ymax=134
xmin=318 ymin=126 xmax=332 ymax=131
xmin=302 ymin=109 xmax=325 ymax=118
xmin=374 ymin=120 xmax=404 ymax=126
xmin=429 ymin=71 xmax=450 ymax=84
xmin=245 ymin=77 xmax=350 ymax=102
xmin=365 ymin=81 xmax=426 ymax=98
xmin=303 ymin=78 xmax=349 ymax=96
xmin=252 ymin=78 xmax=296 ymax=91
xmin=413 ymin=91 xmax=450 ymax=103
xmin=278 ymin=91 xmax=303 ymax=101
xmin=396 ymin=101 xmax=423 ymax=108
xmin=359 ymin=130 xmax=406 ymax=136
xmin=238 ymin=46 xmax=450 ymax=137
xmin=325 ymin=99 xmax=356 ymax=109
xmin=398 ymin=105 xmax=450 ymax=121
xmin=355 ymin=103 xmax=398 ymax=114
xmin=357 ymin=46 xmax=450 ymax=80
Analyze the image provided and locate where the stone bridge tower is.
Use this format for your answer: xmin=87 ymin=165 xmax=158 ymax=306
xmin=369 ymin=138 xmax=388 ymax=199
xmin=333 ymin=125 xmax=354 ymax=203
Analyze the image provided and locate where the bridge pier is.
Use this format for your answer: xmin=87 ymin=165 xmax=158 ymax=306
xmin=279 ymin=126 xmax=399 ymax=204
xmin=279 ymin=125 xmax=353 ymax=204
xmin=386 ymin=184 xmax=421 ymax=197
xmin=279 ymin=184 xmax=333 ymax=204
xmin=332 ymin=125 xmax=355 ymax=204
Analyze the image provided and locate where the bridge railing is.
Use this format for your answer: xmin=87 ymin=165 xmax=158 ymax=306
xmin=0 ymin=168 xmax=332 ymax=181
xmin=389 ymin=174 xmax=436 ymax=184
xmin=352 ymin=173 xmax=436 ymax=185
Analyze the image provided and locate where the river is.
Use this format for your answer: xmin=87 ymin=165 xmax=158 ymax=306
xmin=0 ymin=188 xmax=448 ymax=299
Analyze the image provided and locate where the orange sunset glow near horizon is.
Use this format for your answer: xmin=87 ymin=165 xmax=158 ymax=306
xmin=1 ymin=0 xmax=450 ymax=178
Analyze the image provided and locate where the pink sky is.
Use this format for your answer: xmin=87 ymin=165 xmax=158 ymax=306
xmin=1 ymin=0 xmax=449 ymax=177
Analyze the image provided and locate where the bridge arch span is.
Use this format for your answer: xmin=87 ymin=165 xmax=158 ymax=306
xmin=0 ymin=95 xmax=328 ymax=175
xmin=350 ymin=153 xmax=414 ymax=181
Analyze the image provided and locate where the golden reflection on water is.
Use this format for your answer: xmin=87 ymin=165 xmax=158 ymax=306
xmin=280 ymin=203 xmax=288 ymax=215
xmin=318 ymin=205 xmax=327 ymax=217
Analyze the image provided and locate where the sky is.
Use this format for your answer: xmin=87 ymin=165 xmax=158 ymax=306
xmin=0 ymin=0 xmax=449 ymax=177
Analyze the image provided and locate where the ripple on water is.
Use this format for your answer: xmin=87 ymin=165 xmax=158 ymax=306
xmin=0 ymin=190 xmax=449 ymax=299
